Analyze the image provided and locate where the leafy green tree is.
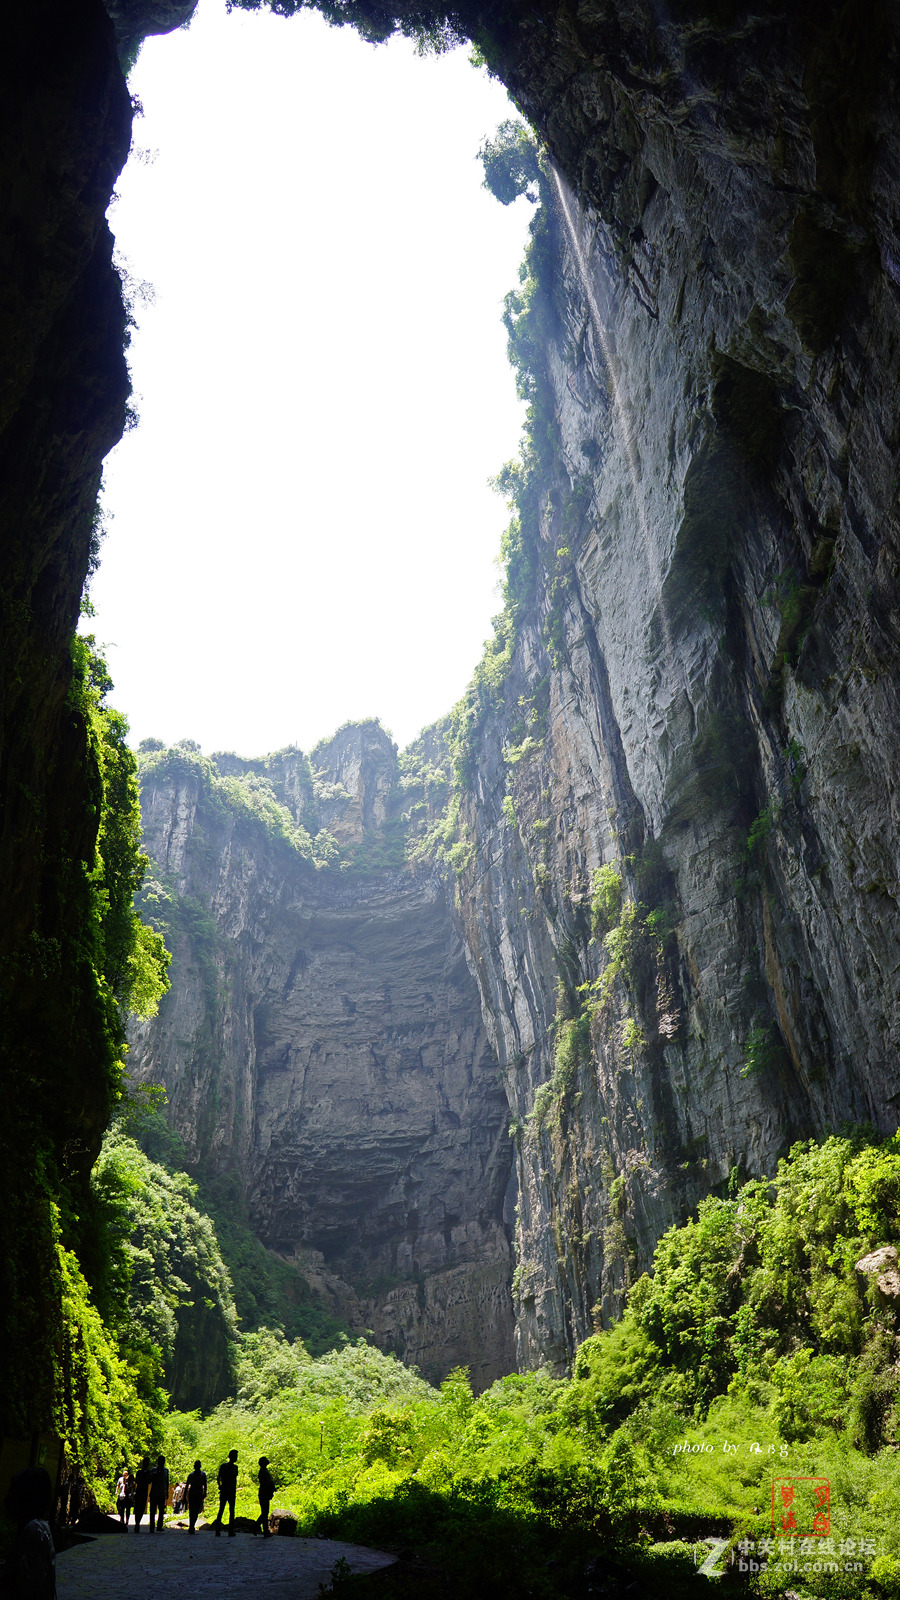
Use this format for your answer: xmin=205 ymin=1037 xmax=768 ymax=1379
xmin=235 ymin=1327 xmax=311 ymax=1407
xmin=479 ymin=121 xmax=542 ymax=206
xmin=0 ymin=635 xmax=171 ymax=1472
xmin=91 ymin=1130 xmax=238 ymax=1411
xmin=73 ymin=636 xmax=171 ymax=1031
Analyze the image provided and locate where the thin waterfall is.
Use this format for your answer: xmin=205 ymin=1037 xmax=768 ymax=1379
xmin=549 ymin=164 xmax=671 ymax=638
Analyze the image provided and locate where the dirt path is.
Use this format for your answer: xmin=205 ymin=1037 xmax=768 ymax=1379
xmin=56 ymin=1527 xmax=395 ymax=1597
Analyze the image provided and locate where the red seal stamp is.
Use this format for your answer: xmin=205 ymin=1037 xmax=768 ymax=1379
xmin=771 ymin=1478 xmax=830 ymax=1537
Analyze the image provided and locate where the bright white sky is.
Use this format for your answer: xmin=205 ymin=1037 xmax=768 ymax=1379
xmin=90 ymin=0 xmax=532 ymax=757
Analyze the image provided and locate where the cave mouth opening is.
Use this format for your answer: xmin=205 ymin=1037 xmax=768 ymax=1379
xmin=93 ymin=0 xmax=534 ymax=762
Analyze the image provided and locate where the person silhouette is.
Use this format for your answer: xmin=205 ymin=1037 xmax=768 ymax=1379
xmin=114 ymin=1466 xmax=132 ymax=1527
xmin=185 ymin=1460 xmax=207 ymax=1535
xmin=148 ymin=1455 xmax=169 ymax=1533
xmin=2 ymin=1467 xmax=56 ymax=1598
xmin=255 ymin=1457 xmax=275 ymax=1538
xmin=214 ymin=1451 xmax=238 ymax=1537
xmin=133 ymin=1457 xmax=152 ymax=1533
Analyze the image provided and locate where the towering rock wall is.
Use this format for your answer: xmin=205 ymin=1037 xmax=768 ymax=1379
xmin=130 ymin=728 xmax=514 ymax=1388
xmin=0 ymin=0 xmax=134 ymax=1432
xmin=444 ymin=1 xmax=900 ymax=1368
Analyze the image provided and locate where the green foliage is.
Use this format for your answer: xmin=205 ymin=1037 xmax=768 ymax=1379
xmin=637 ymin=1197 xmax=745 ymax=1407
xmin=162 ymin=1339 xmax=438 ymax=1489
xmin=786 ymin=736 xmax=807 ymax=791
xmin=406 ymin=789 xmax=475 ymax=879
xmin=234 ymin=1326 xmax=312 ymax=1406
xmin=582 ymin=853 xmax=675 ymax=1026
xmin=448 ymin=611 xmax=519 ymax=784
xmin=846 ymin=1140 xmax=900 ymax=1236
xmin=528 ymin=993 xmax=591 ymax=1132
xmin=620 ymin=1017 xmax=645 ymax=1053
xmin=80 ymin=675 xmax=170 ymax=1020
xmin=741 ymin=1021 xmax=781 ymax=1077
xmin=590 ymin=863 xmax=623 ymax=937
xmin=81 ymin=1135 xmax=893 ymax=1596
xmin=623 ymin=1133 xmax=900 ymax=1432
xmin=595 ymin=899 xmax=644 ymax=1008
xmin=73 ymin=640 xmax=170 ymax=1021
xmin=0 ymin=636 xmax=170 ymax=1462
xmin=91 ymin=1129 xmax=238 ymax=1410
xmin=745 ymin=804 xmax=775 ymax=857
xmin=567 ymin=1320 xmax=659 ymax=1432
xmin=769 ymin=1348 xmax=851 ymax=1442
xmin=362 ymin=1407 xmax=417 ymax=1466
xmin=309 ymin=717 xmax=394 ymax=764
xmin=542 ymin=540 xmax=577 ymax=665
xmin=597 ymin=1428 xmax=655 ymax=1510
xmin=121 ymin=1105 xmax=349 ymax=1360
xmin=138 ymin=744 xmax=340 ymax=870
xmin=343 ymin=814 xmax=408 ymax=874
xmin=227 ymin=0 xmax=464 ymax=53
xmin=479 ymin=120 xmax=541 ymax=205
xmin=193 ymin=1169 xmax=349 ymax=1356
xmin=398 ymin=728 xmax=452 ymax=805
xmin=505 ymin=733 xmax=542 ymax=766
xmin=55 ymin=1228 xmax=158 ymax=1494
xmin=554 ymin=1010 xmax=590 ymax=1084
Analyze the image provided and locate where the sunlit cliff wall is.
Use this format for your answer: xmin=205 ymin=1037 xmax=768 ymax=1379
xmin=444 ymin=0 xmax=900 ymax=1368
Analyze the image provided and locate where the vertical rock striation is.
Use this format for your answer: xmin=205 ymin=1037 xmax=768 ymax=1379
xmin=442 ymin=1 xmax=900 ymax=1369
xmin=130 ymin=727 xmax=514 ymax=1387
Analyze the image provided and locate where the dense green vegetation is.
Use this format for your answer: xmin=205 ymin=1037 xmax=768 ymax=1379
xmin=91 ymin=1125 xmax=239 ymax=1411
xmin=123 ymin=1101 xmax=349 ymax=1359
xmin=0 ymin=640 xmax=171 ymax=1487
xmin=120 ymin=1131 xmax=900 ymax=1600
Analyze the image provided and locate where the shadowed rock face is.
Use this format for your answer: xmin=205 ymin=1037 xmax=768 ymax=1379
xmin=130 ymin=727 xmax=515 ymax=1387
xmin=438 ymin=5 xmax=900 ymax=1369
xmin=101 ymin=0 xmax=198 ymax=67
xmin=0 ymin=0 xmax=133 ymax=1432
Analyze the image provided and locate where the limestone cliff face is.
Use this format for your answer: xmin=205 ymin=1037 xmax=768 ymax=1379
xmin=130 ymin=728 xmax=514 ymax=1387
xmin=445 ymin=3 xmax=900 ymax=1369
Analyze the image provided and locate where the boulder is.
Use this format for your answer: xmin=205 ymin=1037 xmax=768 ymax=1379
xmin=855 ymin=1246 xmax=900 ymax=1301
xmin=269 ymin=1510 xmax=298 ymax=1536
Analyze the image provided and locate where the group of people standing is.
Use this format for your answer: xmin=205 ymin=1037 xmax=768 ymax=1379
xmin=114 ymin=1456 xmax=169 ymax=1532
xmin=113 ymin=1451 xmax=275 ymax=1536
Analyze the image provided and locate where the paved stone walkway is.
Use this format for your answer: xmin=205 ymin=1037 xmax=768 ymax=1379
xmin=56 ymin=1528 xmax=396 ymax=1597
